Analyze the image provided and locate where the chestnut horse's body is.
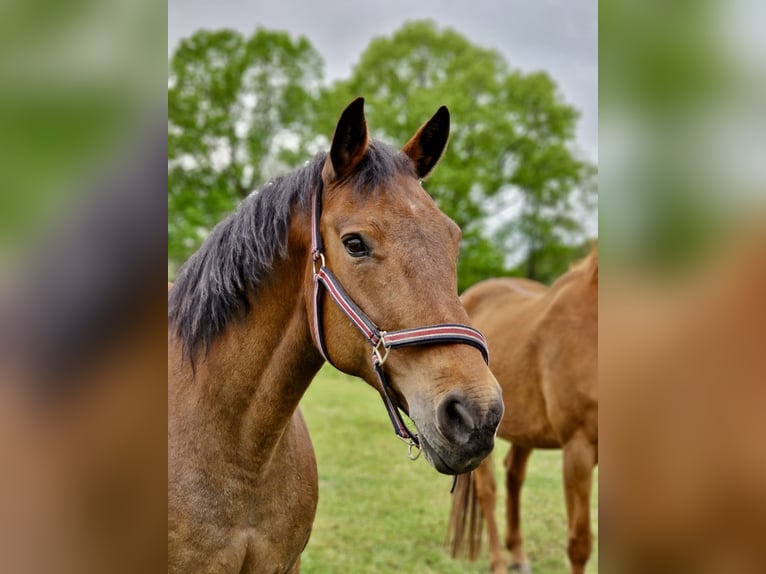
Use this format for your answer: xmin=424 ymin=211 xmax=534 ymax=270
xmin=168 ymin=99 xmax=503 ymax=573
xmin=448 ymin=251 xmax=598 ymax=574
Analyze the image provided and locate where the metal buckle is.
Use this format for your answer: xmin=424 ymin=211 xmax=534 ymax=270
xmin=372 ymin=331 xmax=390 ymax=366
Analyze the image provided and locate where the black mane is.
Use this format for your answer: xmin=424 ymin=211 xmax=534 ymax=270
xmin=168 ymin=141 xmax=416 ymax=362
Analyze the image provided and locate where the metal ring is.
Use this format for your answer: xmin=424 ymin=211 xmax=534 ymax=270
xmin=407 ymin=441 xmax=422 ymax=461
xmin=312 ymin=252 xmax=326 ymax=274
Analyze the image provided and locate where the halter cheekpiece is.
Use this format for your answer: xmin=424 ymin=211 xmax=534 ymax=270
xmin=309 ymin=184 xmax=490 ymax=460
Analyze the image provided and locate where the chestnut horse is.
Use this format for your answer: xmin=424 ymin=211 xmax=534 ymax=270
xmin=168 ymin=98 xmax=504 ymax=573
xmin=447 ymin=250 xmax=598 ymax=574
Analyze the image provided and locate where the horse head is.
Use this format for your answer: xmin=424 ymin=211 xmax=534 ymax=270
xmin=308 ymin=98 xmax=504 ymax=474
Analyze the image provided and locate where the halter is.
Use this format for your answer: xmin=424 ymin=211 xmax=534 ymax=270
xmin=309 ymin=184 xmax=490 ymax=460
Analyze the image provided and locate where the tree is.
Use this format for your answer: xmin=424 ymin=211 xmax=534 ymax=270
xmin=168 ymin=28 xmax=324 ymax=272
xmin=318 ymin=20 xmax=596 ymax=289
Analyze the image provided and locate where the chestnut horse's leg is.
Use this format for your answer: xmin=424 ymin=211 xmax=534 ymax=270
xmin=504 ymin=444 xmax=533 ymax=573
xmin=562 ymin=433 xmax=596 ymax=574
xmin=473 ymin=455 xmax=507 ymax=574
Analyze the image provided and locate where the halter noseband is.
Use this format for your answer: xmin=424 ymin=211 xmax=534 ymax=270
xmin=309 ymin=184 xmax=490 ymax=460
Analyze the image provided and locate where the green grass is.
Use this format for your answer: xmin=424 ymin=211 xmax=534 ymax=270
xmin=300 ymin=366 xmax=598 ymax=573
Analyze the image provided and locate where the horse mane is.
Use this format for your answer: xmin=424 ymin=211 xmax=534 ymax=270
xmin=168 ymin=141 xmax=416 ymax=363
xmin=563 ymin=245 xmax=598 ymax=287
xmin=579 ymin=245 xmax=598 ymax=285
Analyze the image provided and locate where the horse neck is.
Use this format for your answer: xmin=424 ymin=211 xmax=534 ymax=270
xmin=170 ymin=217 xmax=323 ymax=472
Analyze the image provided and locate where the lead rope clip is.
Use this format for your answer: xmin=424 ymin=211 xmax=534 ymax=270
xmin=398 ymin=434 xmax=421 ymax=461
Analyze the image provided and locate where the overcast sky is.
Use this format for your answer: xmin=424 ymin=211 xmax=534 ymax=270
xmin=168 ymin=0 xmax=597 ymax=162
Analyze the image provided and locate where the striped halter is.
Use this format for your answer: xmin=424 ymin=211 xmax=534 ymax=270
xmin=309 ymin=185 xmax=490 ymax=459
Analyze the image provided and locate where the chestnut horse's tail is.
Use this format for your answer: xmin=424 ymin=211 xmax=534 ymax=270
xmin=445 ymin=458 xmax=488 ymax=561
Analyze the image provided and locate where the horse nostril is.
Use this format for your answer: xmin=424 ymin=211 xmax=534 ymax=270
xmin=436 ymin=393 xmax=477 ymax=445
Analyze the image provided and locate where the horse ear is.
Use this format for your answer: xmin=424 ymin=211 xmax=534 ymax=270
xmin=402 ymin=105 xmax=450 ymax=179
xmin=324 ymin=97 xmax=369 ymax=182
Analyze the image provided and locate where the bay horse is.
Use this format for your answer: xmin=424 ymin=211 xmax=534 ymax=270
xmin=168 ymin=98 xmax=504 ymax=573
xmin=447 ymin=249 xmax=598 ymax=574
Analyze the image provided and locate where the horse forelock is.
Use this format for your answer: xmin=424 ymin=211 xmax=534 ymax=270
xmin=168 ymin=141 xmax=418 ymax=365
xmin=346 ymin=140 xmax=417 ymax=194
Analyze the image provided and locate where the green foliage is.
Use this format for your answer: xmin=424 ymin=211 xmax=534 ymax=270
xmin=301 ymin=366 xmax=599 ymax=573
xmin=168 ymin=28 xmax=324 ymax=271
xmin=167 ymin=21 xmax=597 ymax=286
xmin=317 ymin=20 xmax=596 ymax=288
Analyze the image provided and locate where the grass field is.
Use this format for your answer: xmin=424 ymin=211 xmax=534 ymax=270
xmin=299 ymin=366 xmax=598 ymax=573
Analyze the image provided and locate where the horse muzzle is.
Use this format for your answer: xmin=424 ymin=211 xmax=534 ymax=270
xmin=415 ymin=389 xmax=504 ymax=475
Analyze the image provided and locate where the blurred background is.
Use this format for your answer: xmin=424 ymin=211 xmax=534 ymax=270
xmin=600 ymin=0 xmax=766 ymax=572
xmin=0 ymin=0 xmax=166 ymax=572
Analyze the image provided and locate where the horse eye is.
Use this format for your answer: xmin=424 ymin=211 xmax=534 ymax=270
xmin=342 ymin=235 xmax=369 ymax=257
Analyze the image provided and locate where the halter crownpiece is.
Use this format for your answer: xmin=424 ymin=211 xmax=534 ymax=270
xmin=309 ymin=185 xmax=491 ymax=459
